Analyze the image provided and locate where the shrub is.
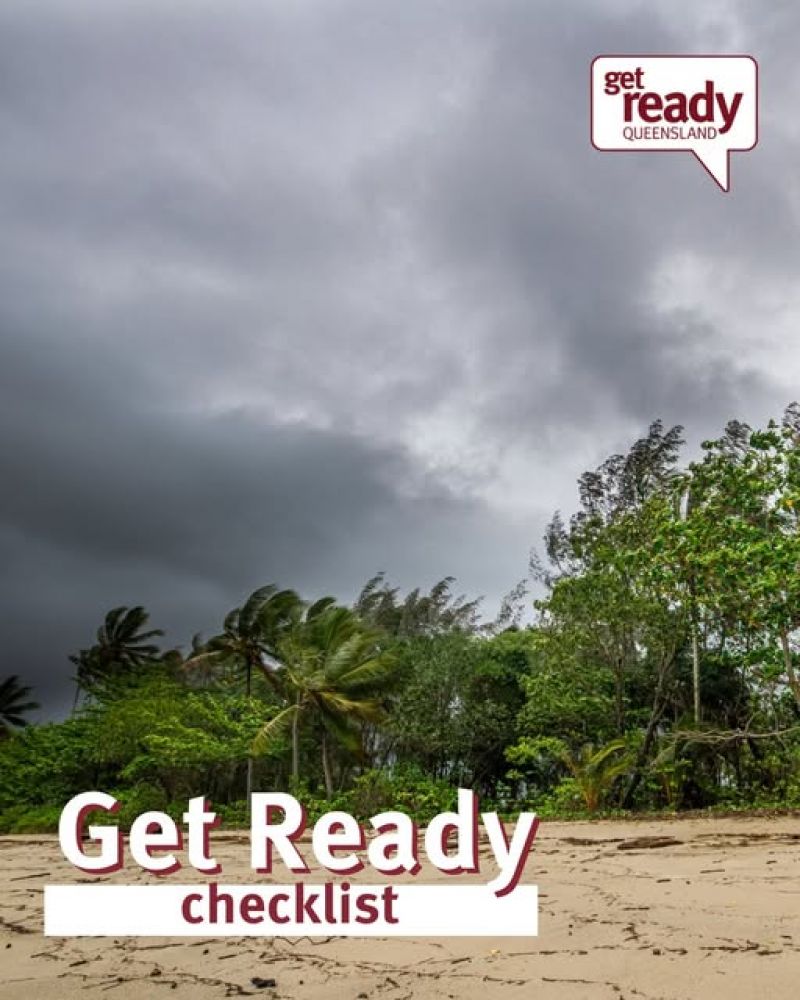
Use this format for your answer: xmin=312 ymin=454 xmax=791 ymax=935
xmin=0 ymin=803 xmax=64 ymax=834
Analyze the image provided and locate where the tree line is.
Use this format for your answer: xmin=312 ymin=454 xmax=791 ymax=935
xmin=2 ymin=405 xmax=800 ymax=831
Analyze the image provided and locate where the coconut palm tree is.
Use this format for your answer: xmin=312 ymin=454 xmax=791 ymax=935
xmin=185 ymin=585 xmax=304 ymax=800
xmin=0 ymin=676 xmax=39 ymax=737
xmin=70 ymin=606 xmax=163 ymax=708
xmin=253 ymin=604 xmax=397 ymax=797
xmin=186 ymin=586 xmax=305 ymax=694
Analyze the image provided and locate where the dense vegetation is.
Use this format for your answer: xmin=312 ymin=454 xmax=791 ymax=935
xmin=3 ymin=407 xmax=800 ymax=832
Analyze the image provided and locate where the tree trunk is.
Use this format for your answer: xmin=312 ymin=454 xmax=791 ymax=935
xmin=321 ymin=731 xmax=334 ymax=799
xmin=614 ymin=655 xmax=626 ymax=735
xmin=246 ymin=758 xmax=253 ymax=806
xmin=780 ymin=630 xmax=800 ymax=709
xmin=245 ymin=660 xmax=253 ymax=807
xmin=291 ymin=695 xmax=301 ymax=785
xmin=686 ymin=541 xmax=701 ymax=724
xmin=622 ymin=652 xmax=673 ymax=809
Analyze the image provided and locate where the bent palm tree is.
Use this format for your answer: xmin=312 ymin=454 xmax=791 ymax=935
xmin=185 ymin=586 xmax=304 ymax=800
xmin=253 ymin=604 xmax=397 ymax=797
xmin=186 ymin=586 xmax=305 ymax=695
xmin=0 ymin=676 xmax=39 ymax=737
xmin=70 ymin=606 xmax=163 ymax=707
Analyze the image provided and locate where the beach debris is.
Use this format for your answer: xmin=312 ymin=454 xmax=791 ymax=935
xmin=561 ymin=837 xmax=624 ymax=846
xmin=251 ymin=977 xmax=278 ymax=989
xmin=617 ymin=836 xmax=683 ymax=851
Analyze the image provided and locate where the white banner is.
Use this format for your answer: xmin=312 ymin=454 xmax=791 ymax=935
xmin=44 ymin=883 xmax=538 ymax=937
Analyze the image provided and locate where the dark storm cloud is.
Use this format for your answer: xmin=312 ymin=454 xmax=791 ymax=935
xmin=0 ymin=326 xmax=528 ymax=715
xmin=0 ymin=1 xmax=795 ymax=714
xmin=0 ymin=305 xmax=529 ymax=716
xmin=360 ymin=2 xmax=779 ymax=438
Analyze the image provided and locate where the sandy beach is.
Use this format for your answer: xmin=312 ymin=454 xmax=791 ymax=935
xmin=1 ymin=814 xmax=799 ymax=999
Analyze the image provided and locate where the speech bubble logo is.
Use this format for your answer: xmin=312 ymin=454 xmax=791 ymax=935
xmin=591 ymin=55 xmax=758 ymax=191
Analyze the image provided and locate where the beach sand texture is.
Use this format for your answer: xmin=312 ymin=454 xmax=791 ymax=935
xmin=1 ymin=815 xmax=799 ymax=999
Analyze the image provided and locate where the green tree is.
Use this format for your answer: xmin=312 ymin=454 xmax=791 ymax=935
xmin=254 ymin=604 xmax=397 ymax=797
xmin=186 ymin=585 xmax=304 ymax=800
xmin=534 ymin=425 xmax=690 ymax=805
xmin=389 ymin=631 xmax=530 ymax=791
xmin=87 ymin=669 xmax=280 ymax=803
xmin=679 ymin=411 xmax=800 ymax=714
xmin=70 ymin=606 xmax=163 ymax=707
xmin=354 ymin=573 xmax=483 ymax=636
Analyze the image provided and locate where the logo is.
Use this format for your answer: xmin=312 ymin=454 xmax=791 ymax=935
xmin=591 ymin=55 xmax=758 ymax=191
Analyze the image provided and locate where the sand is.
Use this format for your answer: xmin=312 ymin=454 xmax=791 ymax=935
xmin=1 ymin=814 xmax=799 ymax=999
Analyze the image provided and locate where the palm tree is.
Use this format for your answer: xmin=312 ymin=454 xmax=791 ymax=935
xmin=253 ymin=604 xmax=397 ymax=797
xmin=70 ymin=606 xmax=163 ymax=708
xmin=561 ymin=739 xmax=631 ymax=812
xmin=185 ymin=586 xmax=304 ymax=800
xmin=188 ymin=586 xmax=304 ymax=694
xmin=0 ymin=676 xmax=39 ymax=737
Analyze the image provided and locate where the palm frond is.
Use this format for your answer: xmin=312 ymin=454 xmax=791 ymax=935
xmin=252 ymin=704 xmax=300 ymax=756
xmin=315 ymin=700 xmax=363 ymax=754
xmin=329 ymin=652 xmax=397 ymax=692
xmin=316 ymin=690 xmax=386 ymax=723
xmin=239 ymin=585 xmax=279 ymax=632
xmin=183 ymin=649 xmax=231 ymax=671
xmin=0 ymin=676 xmax=39 ymax=732
xmin=306 ymin=596 xmax=338 ymax=621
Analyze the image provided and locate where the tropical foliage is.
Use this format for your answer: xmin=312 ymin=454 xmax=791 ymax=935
xmin=3 ymin=405 xmax=800 ymax=831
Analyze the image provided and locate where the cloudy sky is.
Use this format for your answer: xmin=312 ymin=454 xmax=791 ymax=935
xmin=2 ymin=0 xmax=798 ymax=716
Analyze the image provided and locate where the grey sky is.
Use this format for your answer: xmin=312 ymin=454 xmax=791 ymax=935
xmin=1 ymin=0 xmax=797 ymax=715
